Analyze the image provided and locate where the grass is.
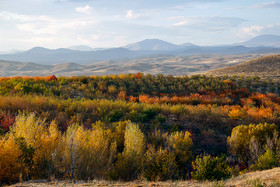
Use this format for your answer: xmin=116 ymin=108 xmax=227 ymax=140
xmin=206 ymin=54 xmax=280 ymax=81
xmin=7 ymin=167 xmax=280 ymax=187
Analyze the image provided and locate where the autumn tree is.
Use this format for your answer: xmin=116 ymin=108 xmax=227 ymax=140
xmin=168 ymin=131 xmax=193 ymax=179
xmin=0 ymin=135 xmax=23 ymax=183
xmin=10 ymin=112 xmax=46 ymax=178
xmin=113 ymin=122 xmax=145 ymax=180
xmin=227 ymin=123 xmax=278 ymax=166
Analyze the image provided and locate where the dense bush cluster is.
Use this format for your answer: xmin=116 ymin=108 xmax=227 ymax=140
xmin=0 ymin=74 xmax=280 ymax=184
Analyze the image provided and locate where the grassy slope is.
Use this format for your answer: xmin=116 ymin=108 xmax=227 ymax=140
xmin=206 ymin=54 xmax=280 ymax=79
xmin=8 ymin=167 xmax=280 ymax=187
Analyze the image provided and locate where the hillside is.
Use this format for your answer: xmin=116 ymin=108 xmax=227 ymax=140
xmin=0 ymin=54 xmax=266 ymax=76
xmin=8 ymin=167 xmax=280 ymax=186
xmin=207 ymin=54 xmax=280 ymax=78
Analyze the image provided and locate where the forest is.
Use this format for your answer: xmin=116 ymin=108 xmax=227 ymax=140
xmin=0 ymin=73 xmax=280 ymax=184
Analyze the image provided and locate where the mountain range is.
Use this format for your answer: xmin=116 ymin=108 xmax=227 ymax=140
xmin=0 ymin=35 xmax=279 ymax=65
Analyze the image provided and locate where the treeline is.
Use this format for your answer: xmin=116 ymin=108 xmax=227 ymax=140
xmin=0 ymin=74 xmax=234 ymax=98
xmin=0 ymin=74 xmax=278 ymax=99
xmin=1 ymin=113 xmax=279 ymax=184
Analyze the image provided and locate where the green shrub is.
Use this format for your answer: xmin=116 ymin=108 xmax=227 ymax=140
xmin=108 ymin=110 xmax=124 ymax=122
xmin=143 ymin=145 xmax=178 ymax=181
xmin=142 ymin=108 xmax=158 ymax=121
xmin=191 ymin=154 xmax=231 ymax=181
xmin=250 ymin=149 xmax=278 ymax=171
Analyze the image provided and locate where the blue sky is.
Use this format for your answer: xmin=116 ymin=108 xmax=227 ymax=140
xmin=0 ymin=0 xmax=279 ymax=51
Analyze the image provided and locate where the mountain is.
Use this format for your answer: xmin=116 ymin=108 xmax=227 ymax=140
xmin=68 ymin=45 xmax=94 ymax=51
xmin=237 ymin=34 xmax=280 ymax=47
xmin=0 ymin=47 xmax=137 ymax=65
xmin=176 ymin=45 xmax=259 ymax=56
xmin=0 ymin=36 xmax=280 ymax=65
xmin=124 ymin=39 xmax=180 ymax=51
xmin=179 ymin=42 xmax=197 ymax=47
xmin=207 ymin=54 xmax=280 ymax=76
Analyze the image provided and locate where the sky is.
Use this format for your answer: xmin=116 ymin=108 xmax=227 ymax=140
xmin=0 ymin=0 xmax=280 ymax=51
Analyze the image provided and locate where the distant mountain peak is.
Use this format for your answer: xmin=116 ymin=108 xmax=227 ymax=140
xmin=68 ymin=45 xmax=94 ymax=51
xmin=25 ymin=47 xmax=50 ymax=53
xmin=179 ymin=42 xmax=197 ymax=47
xmin=124 ymin=39 xmax=180 ymax=51
xmin=238 ymin=34 xmax=280 ymax=47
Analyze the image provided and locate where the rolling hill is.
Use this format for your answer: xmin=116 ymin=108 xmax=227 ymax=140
xmin=0 ymin=54 xmax=265 ymax=77
xmin=207 ymin=54 xmax=280 ymax=78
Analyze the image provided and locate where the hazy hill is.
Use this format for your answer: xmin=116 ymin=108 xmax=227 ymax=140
xmin=124 ymin=39 xmax=181 ymax=51
xmin=237 ymin=34 xmax=280 ymax=47
xmin=0 ymin=47 xmax=137 ymax=64
xmin=68 ymin=45 xmax=94 ymax=51
xmin=207 ymin=54 xmax=280 ymax=77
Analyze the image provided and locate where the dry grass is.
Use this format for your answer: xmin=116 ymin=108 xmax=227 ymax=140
xmin=7 ymin=167 xmax=280 ymax=187
xmin=206 ymin=54 xmax=280 ymax=80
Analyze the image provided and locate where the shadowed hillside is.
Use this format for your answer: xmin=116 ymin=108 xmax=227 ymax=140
xmin=207 ymin=54 xmax=280 ymax=78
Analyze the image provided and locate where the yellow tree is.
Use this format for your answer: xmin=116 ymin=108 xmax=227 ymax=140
xmin=37 ymin=121 xmax=62 ymax=179
xmin=0 ymin=135 xmax=23 ymax=183
xmin=114 ymin=122 xmax=145 ymax=180
xmin=168 ymin=131 xmax=193 ymax=179
xmin=9 ymin=112 xmax=46 ymax=178
xmin=10 ymin=112 xmax=45 ymax=147
xmin=228 ymin=123 xmax=278 ymax=166
xmin=78 ymin=124 xmax=116 ymax=179
xmin=123 ymin=122 xmax=145 ymax=157
xmin=62 ymin=123 xmax=82 ymax=180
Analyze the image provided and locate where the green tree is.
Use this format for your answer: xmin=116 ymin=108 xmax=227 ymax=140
xmin=191 ymin=154 xmax=231 ymax=181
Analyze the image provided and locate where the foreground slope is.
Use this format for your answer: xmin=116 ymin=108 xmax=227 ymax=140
xmin=207 ymin=54 xmax=280 ymax=78
xmin=8 ymin=167 xmax=280 ymax=186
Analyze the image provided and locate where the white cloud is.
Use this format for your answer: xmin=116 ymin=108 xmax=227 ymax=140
xmin=0 ymin=11 xmax=53 ymax=22
xmin=169 ymin=16 xmax=245 ymax=31
xmin=75 ymin=5 xmax=92 ymax=15
xmin=236 ymin=25 xmax=263 ymax=38
xmin=254 ymin=1 xmax=280 ymax=8
xmin=0 ymin=11 xmax=96 ymax=35
xmin=125 ymin=9 xmax=150 ymax=20
xmin=236 ymin=23 xmax=280 ymax=38
xmin=126 ymin=9 xmax=138 ymax=19
xmin=172 ymin=20 xmax=189 ymax=26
